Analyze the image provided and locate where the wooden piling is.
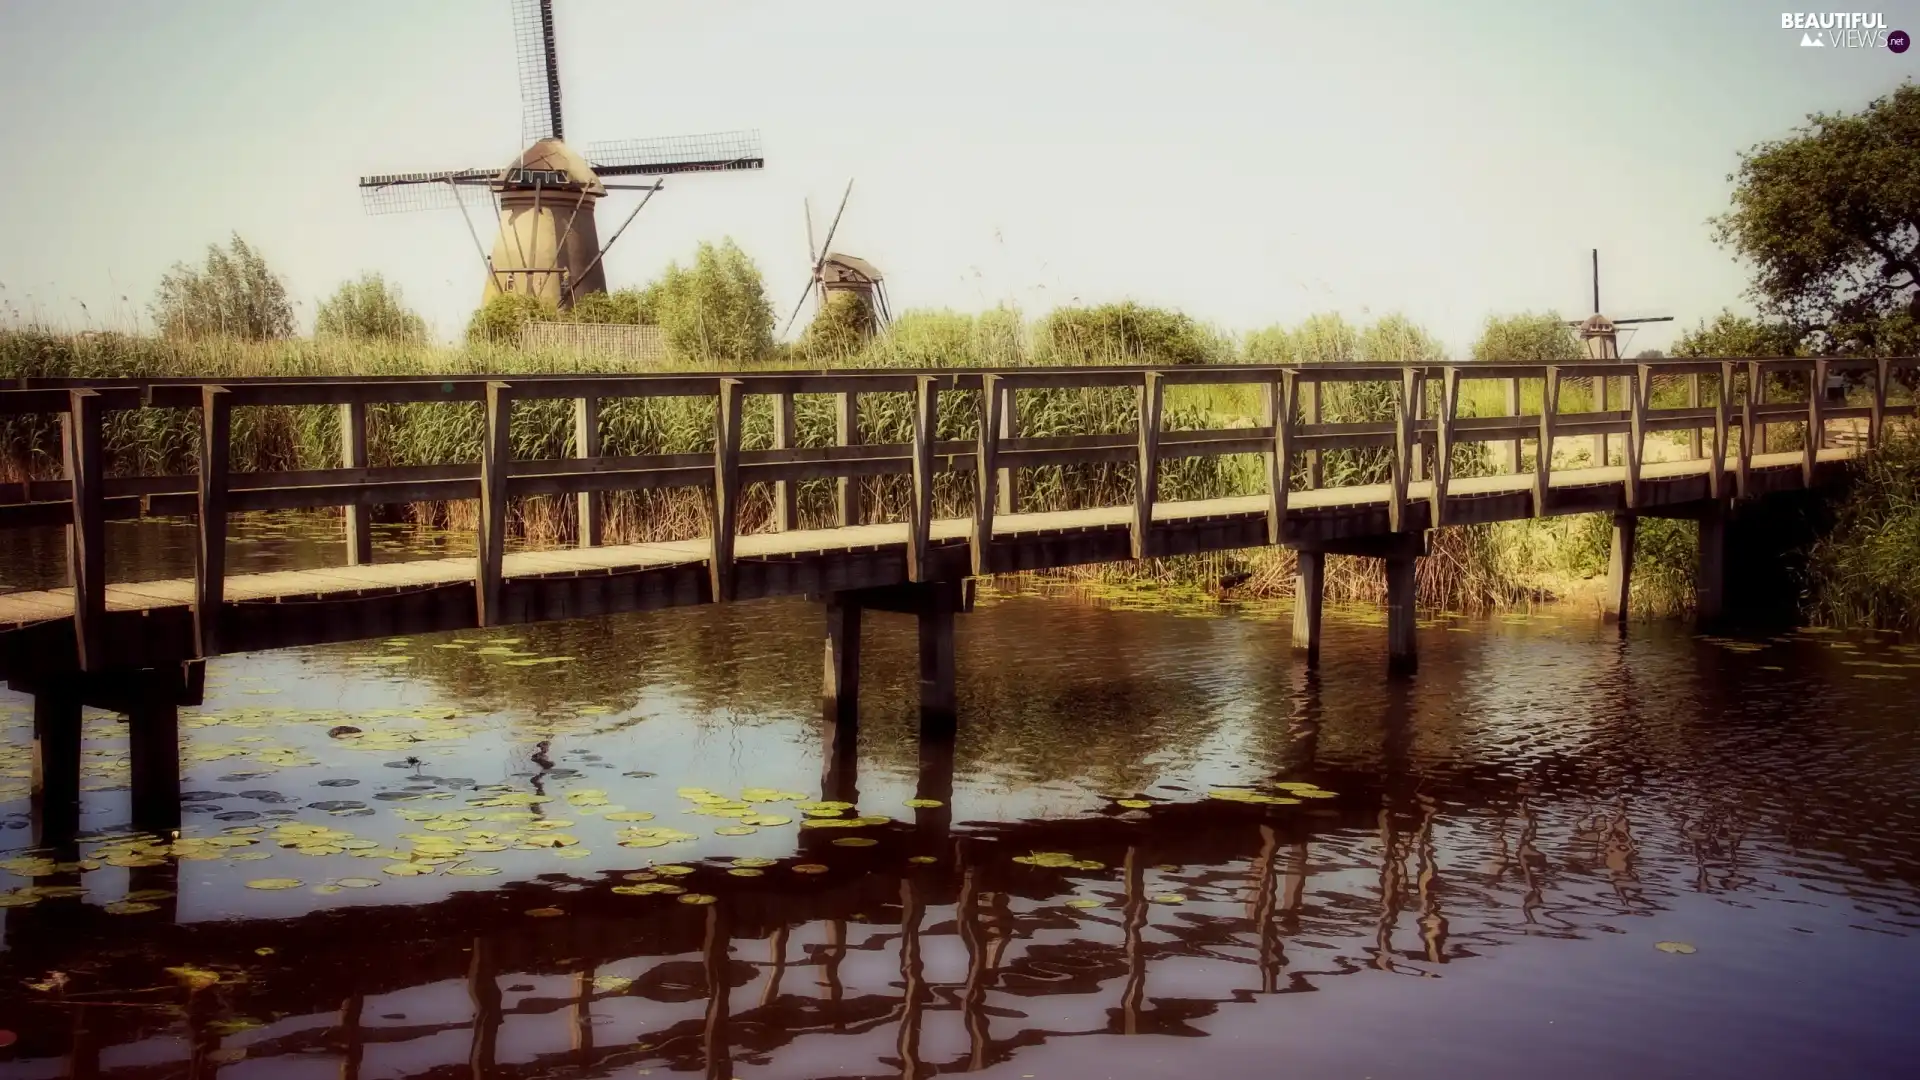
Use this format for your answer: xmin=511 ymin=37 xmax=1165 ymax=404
xmin=1604 ymin=513 xmax=1636 ymax=629
xmin=1385 ymin=554 xmax=1417 ymax=673
xmin=31 ymin=689 xmax=81 ymax=842
xmin=573 ymin=395 xmax=602 ymax=547
xmin=822 ymin=595 xmax=861 ymax=731
xmin=918 ymin=595 xmax=957 ymax=736
xmin=1696 ymin=503 xmax=1727 ymax=625
xmin=340 ymin=400 xmax=373 ymax=564
xmin=129 ymin=701 xmax=181 ymax=833
xmin=1292 ymin=549 xmax=1324 ymax=666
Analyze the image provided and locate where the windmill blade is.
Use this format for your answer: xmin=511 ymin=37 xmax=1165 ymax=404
xmin=804 ymin=197 xmax=817 ymax=264
xmin=511 ymin=0 xmax=564 ymax=143
xmin=1614 ymin=316 xmax=1676 ymax=325
xmin=811 ymin=179 xmax=854 ymax=273
xmin=587 ymin=130 xmax=765 ymax=176
xmin=358 ymin=170 xmax=499 ymax=215
xmin=781 ymin=279 xmax=818 ymax=339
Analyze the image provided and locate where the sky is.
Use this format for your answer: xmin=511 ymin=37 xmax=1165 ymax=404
xmin=0 ymin=0 xmax=1913 ymax=353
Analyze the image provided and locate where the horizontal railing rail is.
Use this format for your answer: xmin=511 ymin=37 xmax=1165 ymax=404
xmin=2 ymin=357 xmax=1915 ymax=668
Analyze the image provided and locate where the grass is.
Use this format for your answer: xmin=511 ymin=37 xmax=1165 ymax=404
xmin=1804 ymin=431 xmax=1920 ymax=631
xmin=0 ymin=324 xmax=1730 ymax=615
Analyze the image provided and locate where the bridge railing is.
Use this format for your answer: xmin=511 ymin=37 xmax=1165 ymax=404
xmin=2 ymin=358 xmax=1915 ymax=665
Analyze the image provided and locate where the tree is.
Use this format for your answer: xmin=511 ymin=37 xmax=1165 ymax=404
xmin=315 ymin=273 xmax=426 ymax=342
xmin=151 ymin=234 xmax=294 ymax=340
xmin=646 ymin=239 xmax=774 ymax=365
xmin=1671 ymin=310 xmax=1804 ymax=358
xmin=466 ymin=292 xmax=554 ymax=344
xmin=1039 ymin=302 xmax=1223 ymax=365
xmin=1469 ymin=312 xmax=1583 ymax=362
xmin=1714 ymin=83 xmax=1920 ymax=355
xmin=797 ymin=291 xmax=873 ymax=360
xmin=569 ymin=288 xmax=657 ymax=326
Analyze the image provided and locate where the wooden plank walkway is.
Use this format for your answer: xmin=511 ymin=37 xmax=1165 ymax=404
xmin=0 ymin=449 xmax=1840 ymax=629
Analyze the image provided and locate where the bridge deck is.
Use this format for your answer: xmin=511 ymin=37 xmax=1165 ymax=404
xmin=0 ymin=450 xmax=1827 ymax=631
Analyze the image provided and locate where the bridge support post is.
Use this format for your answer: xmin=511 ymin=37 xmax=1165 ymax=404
xmin=129 ymin=701 xmax=181 ymax=833
xmin=1292 ymin=550 xmax=1324 ymax=666
xmin=1696 ymin=501 xmax=1727 ymax=625
xmin=822 ymin=595 xmax=861 ymax=732
xmin=30 ymin=688 xmax=82 ymax=843
xmin=918 ymin=592 xmax=958 ymax=738
xmin=1385 ymin=555 xmax=1418 ymax=674
xmin=1604 ymin=513 xmax=1636 ymax=629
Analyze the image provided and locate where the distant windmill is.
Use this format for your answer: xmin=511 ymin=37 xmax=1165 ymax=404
xmin=1564 ymin=249 xmax=1674 ymax=462
xmin=1564 ymin=249 xmax=1673 ymax=360
xmin=357 ymin=0 xmax=766 ymax=309
xmin=782 ymin=180 xmax=891 ymax=338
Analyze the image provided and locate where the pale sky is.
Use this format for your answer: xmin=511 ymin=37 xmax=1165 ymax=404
xmin=0 ymin=0 xmax=1914 ymax=352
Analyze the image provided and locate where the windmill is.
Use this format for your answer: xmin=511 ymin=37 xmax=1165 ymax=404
xmin=1564 ymin=249 xmax=1672 ymax=360
xmin=357 ymin=0 xmax=766 ymax=309
xmin=1564 ymin=249 xmax=1674 ymax=463
xmin=782 ymin=180 xmax=891 ymax=339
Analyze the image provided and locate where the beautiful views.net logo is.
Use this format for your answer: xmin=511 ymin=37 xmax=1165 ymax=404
xmin=1781 ymin=12 xmax=1909 ymax=50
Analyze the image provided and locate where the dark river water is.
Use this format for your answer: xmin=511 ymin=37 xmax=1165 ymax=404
xmin=1 ymin=519 xmax=1918 ymax=1079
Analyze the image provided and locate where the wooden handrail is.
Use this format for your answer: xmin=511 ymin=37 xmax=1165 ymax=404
xmin=9 ymin=357 xmax=1918 ymax=664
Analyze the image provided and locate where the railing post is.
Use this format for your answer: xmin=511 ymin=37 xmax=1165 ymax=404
xmin=340 ymin=401 xmax=372 ymax=565
xmin=1592 ymin=368 xmax=1609 ymax=465
xmin=997 ymin=388 xmax=1018 ymax=515
xmin=1390 ymin=368 xmax=1420 ymax=532
xmin=712 ymin=379 xmax=743 ymax=601
xmin=1805 ymin=358 xmax=1826 ymax=486
xmin=573 ymin=395 xmax=602 ymax=547
xmin=195 ymin=386 xmax=231 ymax=658
xmin=973 ymin=375 xmax=1002 ymax=577
xmin=835 ymin=390 xmax=861 ymax=527
xmin=1738 ymin=363 xmax=1757 ymax=498
xmin=1870 ymin=357 xmax=1889 ymax=448
xmin=1265 ymin=370 xmax=1298 ymax=546
xmin=1430 ymin=367 xmax=1459 ymax=527
xmin=1303 ymin=380 xmax=1322 ymax=489
xmin=1625 ymin=365 xmax=1648 ymax=510
xmin=1748 ymin=360 xmax=1767 ymax=457
xmin=1534 ymin=366 xmax=1559 ymax=518
xmin=63 ymin=389 xmax=106 ymax=672
xmin=908 ymin=376 xmax=939 ymax=583
xmin=477 ymin=382 xmax=513 ymax=627
xmin=772 ymin=391 xmax=797 ymax=532
xmin=1686 ymin=371 xmax=1703 ymax=459
xmin=1132 ymin=371 xmax=1163 ymax=559
xmin=1503 ymin=374 xmax=1523 ymax=475
xmin=1710 ymin=362 xmax=1731 ymax=500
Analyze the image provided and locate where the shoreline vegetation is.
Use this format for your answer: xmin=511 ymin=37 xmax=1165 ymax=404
xmin=0 ymin=315 xmax=1784 ymax=619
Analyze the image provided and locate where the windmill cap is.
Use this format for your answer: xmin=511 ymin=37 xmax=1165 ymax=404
xmin=498 ymin=138 xmax=605 ymax=195
xmin=820 ymin=253 xmax=882 ymax=284
xmin=1578 ymin=313 xmax=1616 ymax=335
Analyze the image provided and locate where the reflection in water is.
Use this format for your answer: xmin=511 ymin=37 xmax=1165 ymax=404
xmin=0 ymin=590 xmax=1918 ymax=1077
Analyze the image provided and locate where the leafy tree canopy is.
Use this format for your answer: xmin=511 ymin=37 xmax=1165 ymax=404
xmin=647 ymin=239 xmax=774 ymax=365
xmin=569 ymin=288 xmax=657 ymax=326
xmin=1714 ymin=82 xmax=1920 ymax=354
xmin=1469 ymin=312 xmax=1583 ymax=362
xmin=466 ymin=292 xmax=554 ymax=343
xmin=1039 ymin=301 xmax=1224 ymax=365
xmin=151 ymin=234 xmax=294 ymax=341
xmin=315 ymin=273 xmax=425 ymax=342
xmin=1671 ymin=310 xmax=1805 ymax=358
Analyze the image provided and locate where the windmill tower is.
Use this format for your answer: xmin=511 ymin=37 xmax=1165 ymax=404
xmin=357 ymin=0 xmax=766 ymax=310
xmin=782 ymin=180 xmax=891 ymax=340
xmin=1565 ymin=249 xmax=1674 ymax=462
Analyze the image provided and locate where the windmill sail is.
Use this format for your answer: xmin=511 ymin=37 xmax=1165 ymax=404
xmin=512 ymin=0 xmax=565 ymax=143
xmin=358 ymin=169 xmax=501 ymax=215
xmin=587 ymin=131 xmax=766 ymax=176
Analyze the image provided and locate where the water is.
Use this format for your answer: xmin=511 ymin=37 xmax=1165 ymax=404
xmin=1 ymin=530 xmax=1918 ymax=1078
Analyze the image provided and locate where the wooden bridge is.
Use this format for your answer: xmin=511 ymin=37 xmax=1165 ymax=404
xmin=2 ymin=356 xmax=1914 ymax=833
